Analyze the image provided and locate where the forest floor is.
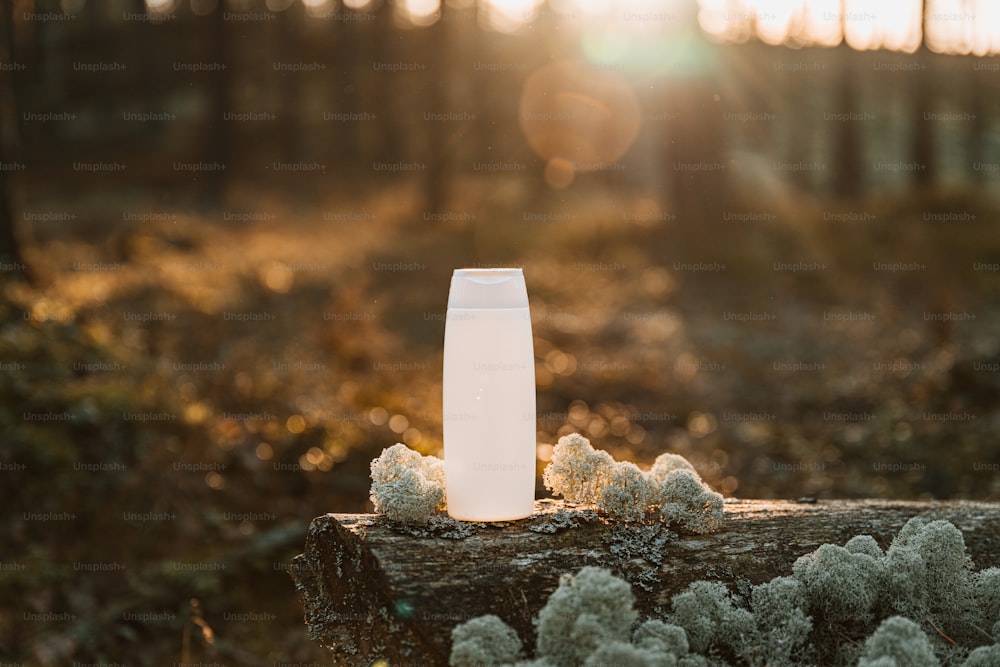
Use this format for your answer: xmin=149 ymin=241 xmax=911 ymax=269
xmin=2 ymin=176 xmax=999 ymax=664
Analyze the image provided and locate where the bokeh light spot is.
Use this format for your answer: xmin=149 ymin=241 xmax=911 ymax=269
xmin=687 ymin=411 xmax=718 ymax=437
xmin=544 ymin=349 xmax=577 ymax=375
xmin=261 ymin=261 xmax=294 ymax=293
xmin=397 ymin=0 xmax=440 ymax=27
xmin=286 ymin=414 xmax=307 ymax=434
xmin=479 ymin=0 xmax=543 ymax=33
xmin=402 ymin=427 xmax=422 ymax=446
xmin=205 ymin=471 xmax=225 ymax=490
xmin=184 ymin=401 xmax=210 ymax=424
xmin=255 ymin=442 xmax=273 ymax=461
xmin=302 ymin=0 xmax=335 ymax=18
xmin=568 ymin=400 xmax=590 ymax=426
xmin=369 ymin=406 xmax=389 ymax=426
xmin=587 ymin=415 xmax=609 ymax=438
xmin=721 ymin=476 xmax=739 ymax=495
xmin=305 ymin=446 xmax=324 ymax=466
xmin=626 ymin=423 xmax=646 ymax=445
xmin=388 ymin=413 xmax=410 ymax=434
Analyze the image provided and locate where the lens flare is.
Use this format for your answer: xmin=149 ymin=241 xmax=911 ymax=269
xmin=519 ymin=60 xmax=641 ymax=182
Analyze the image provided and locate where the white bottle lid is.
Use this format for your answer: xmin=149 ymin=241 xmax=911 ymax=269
xmin=448 ymin=268 xmax=529 ymax=309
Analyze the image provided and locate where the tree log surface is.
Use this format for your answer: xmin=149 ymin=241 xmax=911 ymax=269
xmin=290 ymin=499 xmax=1000 ymax=666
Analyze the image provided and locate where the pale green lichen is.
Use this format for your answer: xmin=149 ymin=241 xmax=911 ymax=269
xmin=605 ymin=523 xmax=675 ymax=565
xmin=543 ymin=433 xmax=724 ymax=534
xmin=369 ymin=443 xmax=446 ymax=524
xmin=630 ymin=620 xmax=708 ymax=666
xmin=963 ymin=644 xmax=1000 ymax=667
xmin=632 ymin=619 xmax=689 ymax=655
xmin=450 ymin=614 xmax=523 ymax=667
xmin=542 ymin=433 xmax=616 ymax=504
xmin=972 ymin=567 xmax=1000 ymax=629
xmin=501 ymin=569 xmax=708 ymax=667
xmin=536 ymin=566 xmax=638 ymax=667
xmin=881 ymin=518 xmax=975 ymax=638
xmin=844 ymin=534 xmax=884 ymax=559
xmin=598 ymin=461 xmax=655 ymax=522
xmin=750 ymin=576 xmax=812 ymax=667
xmin=649 ymin=452 xmax=699 ymax=482
xmin=655 ymin=469 xmax=724 ymax=535
xmin=373 ymin=437 xmax=992 ymax=667
xmin=857 ymin=616 xmax=939 ymax=667
xmin=792 ymin=543 xmax=882 ymax=624
xmin=582 ymin=641 xmax=672 ymax=667
xmin=528 ymin=508 xmax=598 ymax=534
xmin=447 ymin=518 xmax=997 ymax=666
xmin=668 ymin=580 xmax=757 ymax=661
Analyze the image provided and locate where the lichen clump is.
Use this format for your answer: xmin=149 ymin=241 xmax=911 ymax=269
xmin=668 ymin=580 xmax=756 ymax=660
xmin=749 ymin=576 xmax=812 ymax=666
xmin=368 ymin=443 xmax=445 ymax=523
xmin=450 ymin=614 xmax=523 ymax=667
xmin=536 ymin=566 xmax=638 ymax=665
xmin=881 ymin=517 xmax=975 ymax=633
xmin=543 ymin=433 xmax=724 ymax=533
xmin=792 ymin=543 xmax=882 ymax=623
xmin=449 ymin=518 xmax=1000 ymax=667
xmin=369 ymin=433 xmax=721 ymax=529
xmin=857 ymin=616 xmax=939 ymax=667
xmin=450 ymin=566 xmax=705 ymax=667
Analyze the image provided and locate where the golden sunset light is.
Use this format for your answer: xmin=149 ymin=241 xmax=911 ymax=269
xmin=5 ymin=0 xmax=1000 ymax=664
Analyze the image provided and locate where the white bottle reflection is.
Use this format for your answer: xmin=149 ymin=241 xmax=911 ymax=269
xmin=443 ymin=268 xmax=536 ymax=521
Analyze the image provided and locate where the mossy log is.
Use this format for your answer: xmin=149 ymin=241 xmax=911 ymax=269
xmin=289 ymin=498 xmax=1000 ymax=666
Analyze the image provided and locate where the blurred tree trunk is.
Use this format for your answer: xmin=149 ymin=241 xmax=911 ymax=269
xmin=912 ymin=2 xmax=933 ymax=185
xmin=832 ymin=33 xmax=860 ymax=197
xmin=668 ymin=80 xmax=726 ymax=231
xmin=968 ymin=57 xmax=988 ymax=183
xmin=327 ymin=6 xmax=357 ymax=181
xmin=422 ymin=5 xmax=451 ymax=215
xmin=372 ymin=3 xmax=400 ymax=167
xmin=0 ymin=170 xmax=23 ymax=274
xmin=278 ymin=4 xmax=300 ymax=163
xmin=0 ymin=0 xmax=30 ymax=281
xmin=664 ymin=7 xmax=726 ymax=235
xmin=206 ymin=1 xmax=230 ymax=206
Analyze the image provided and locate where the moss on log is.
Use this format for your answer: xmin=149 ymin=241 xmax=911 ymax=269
xmin=290 ymin=498 xmax=1000 ymax=666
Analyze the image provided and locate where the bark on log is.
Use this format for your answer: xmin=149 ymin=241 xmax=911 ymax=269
xmin=289 ymin=499 xmax=1000 ymax=666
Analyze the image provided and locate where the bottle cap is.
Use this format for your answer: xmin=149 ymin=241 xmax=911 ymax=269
xmin=447 ymin=268 xmax=529 ymax=309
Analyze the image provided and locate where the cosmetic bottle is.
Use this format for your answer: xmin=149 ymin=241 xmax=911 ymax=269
xmin=443 ymin=268 xmax=536 ymax=521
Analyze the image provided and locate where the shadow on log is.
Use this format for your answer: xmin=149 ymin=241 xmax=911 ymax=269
xmin=289 ymin=498 xmax=1000 ymax=666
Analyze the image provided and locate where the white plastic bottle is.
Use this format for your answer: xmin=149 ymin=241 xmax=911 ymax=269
xmin=443 ymin=268 xmax=536 ymax=521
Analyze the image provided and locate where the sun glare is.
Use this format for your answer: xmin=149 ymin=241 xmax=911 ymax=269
xmin=144 ymin=0 xmax=178 ymax=13
xmin=926 ymin=0 xmax=1000 ymax=55
xmin=398 ymin=0 xmax=441 ymax=27
xmin=697 ymin=0 xmax=1000 ymax=54
xmin=844 ymin=0 xmax=922 ymax=52
xmin=343 ymin=0 xmax=373 ymax=11
xmin=478 ymin=0 xmax=545 ymax=33
xmin=301 ymin=0 xmax=336 ymax=18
